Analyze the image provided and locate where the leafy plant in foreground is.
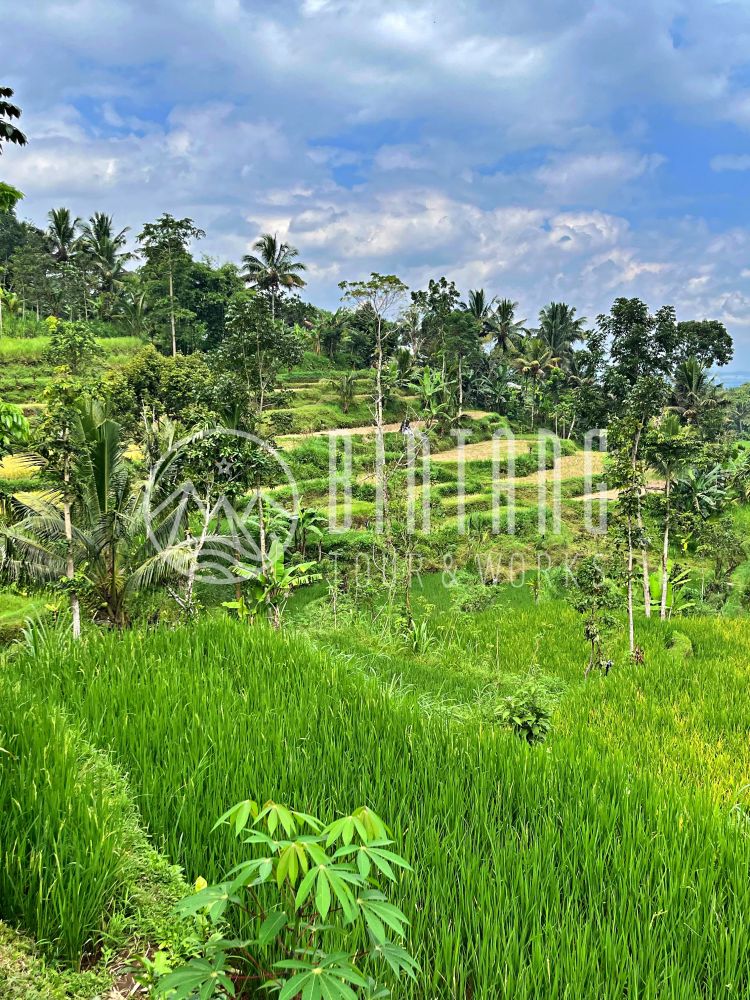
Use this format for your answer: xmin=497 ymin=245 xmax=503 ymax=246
xmin=153 ymin=799 xmax=417 ymax=999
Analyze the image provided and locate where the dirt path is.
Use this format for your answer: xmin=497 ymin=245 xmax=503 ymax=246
xmin=278 ymin=410 xmax=495 ymax=446
xmin=278 ymin=420 xmax=426 ymax=445
xmin=574 ymin=480 xmax=664 ymax=502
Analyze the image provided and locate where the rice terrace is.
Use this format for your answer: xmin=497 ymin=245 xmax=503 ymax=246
xmin=3 ymin=5 xmax=750 ymax=999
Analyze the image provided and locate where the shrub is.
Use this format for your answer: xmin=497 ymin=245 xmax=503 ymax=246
xmin=495 ymin=677 xmax=554 ymax=745
xmin=154 ymin=801 xmax=417 ymax=999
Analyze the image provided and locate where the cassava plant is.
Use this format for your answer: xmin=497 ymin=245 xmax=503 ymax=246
xmin=153 ymin=799 xmax=417 ymax=999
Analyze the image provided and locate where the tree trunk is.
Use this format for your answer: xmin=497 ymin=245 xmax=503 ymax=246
xmin=457 ymin=356 xmax=463 ymax=417
xmin=404 ymin=545 xmax=413 ymax=629
xmin=638 ymin=506 xmax=651 ymax=618
xmin=630 ymin=424 xmax=651 ymax=618
xmin=168 ymin=267 xmax=177 ymax=357
xmin=627 ymin=520 xmax=635 ymax=654
xmin=63 ymin=456 xmax=81 ymax=640
xmin=660 ymin=479 xmax=671 ymax=620
xmin=257 ymin=490 xmax=266 ymax=568
xmin=374 ymin=315 xmax=388 ymax=526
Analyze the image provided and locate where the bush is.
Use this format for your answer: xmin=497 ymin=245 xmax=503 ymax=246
xmin=495 ymin=677 xmax=554 ymax=745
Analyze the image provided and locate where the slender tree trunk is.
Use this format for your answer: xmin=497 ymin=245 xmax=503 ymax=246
xmin=405 ymin=545 xmax=413 ymax=629
xmin=63 ymin=455 xmax=81 ymax=640
xmin=458 ymin=356 xmax=463 ymax=416
xmin=257 ymin=490 xmax=266 ymax=568
xmin=374 ymin=316 xmax=388 ymax=522
xmin=627 ymin=519 xmax=635 ymax=654
xmin=630 ymin=424 xmax=651 ymax=618
xmin=168 ymin=267 xmax=177 ymax=357
xmin=638 ymin=505 xmax=651 ymax=617
xmin=660 ymin=478 xmax=671 ymax=620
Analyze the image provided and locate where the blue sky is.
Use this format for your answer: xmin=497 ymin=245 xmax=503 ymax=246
xmin=4 ymin=0 xmax=750 ymax=367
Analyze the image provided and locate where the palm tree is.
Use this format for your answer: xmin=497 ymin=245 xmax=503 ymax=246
xmin=117 ymin=284 xmax=150 ymax=338
xmin=461 ymin=289 xmax=498 ymax=348
xmin=241 ymin=233 xmax=306 ymax=321
xmin=330 ymin=371 xmax=357 ymax=413
xmin=488 ymin=299 xmax=526 ymax=353
xmin=47 ymin=207 xmax=80 ymax=263
xmin=509 ymin=338 xmax=560 ymax=428
xmin=77 ymin=215 xmax=131 ymax=319
xmin=1 ymin=403 xmax=189 ymax=631
xmin=463 ymin=289 xmax=494 ymax=321
xmin=672 ymin=357 xmax=724 ymax=426
xmin=79 ymin=212 xmax=129 ymax=252
xmin=537 ymin=302 xmax=586 ymax=367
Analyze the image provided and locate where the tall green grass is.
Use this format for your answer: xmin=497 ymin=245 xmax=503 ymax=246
xmin=0 ymin=680 xmax=142 ymax=963
xmin=8 ymin=617 xmax=750 ymax=997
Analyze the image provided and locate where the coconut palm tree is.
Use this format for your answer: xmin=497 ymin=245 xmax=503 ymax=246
xmin=463 ymin=289 xmax=495 ymax=321
xmin=79 ymin=212 xmax=129 ymax=252
xmin=47 ymin=207 xmax=80 ymax=263
xmin=509 ymin=338 xmax=560 ymax=428
xmin=537 ymin=302 xmax=586 ymax=367
xmin=671 ymin=357 xmax=725 ymax=426
xmin=460 ymin=288 xmax=495 ymax=334
xmin=241 ymin=233 xmax=307 ymax=321
xmin=488 ymin=298 xmax=526 ymax=353
xmin=1 ymin=402 xmax=190 ymax=630
xmin=117 ymin=284 xmax=150 ymax=338
xmin=78 ymin=214 xmax=131 ymax=319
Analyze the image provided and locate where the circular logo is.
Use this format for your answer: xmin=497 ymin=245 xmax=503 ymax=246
xmin=142 ymin=427 xmax=300 ymax=586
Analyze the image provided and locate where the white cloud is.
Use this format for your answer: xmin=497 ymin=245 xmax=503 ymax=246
xmin=536 ymin=151 xmax=666 ymax=199
xmin=3 ymin=0 xmax=750 ymax=362
xmin=710 ymin=153 xmax=750 ymax=171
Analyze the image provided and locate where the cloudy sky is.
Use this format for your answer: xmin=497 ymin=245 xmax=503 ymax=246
xmin=4 ymin=0 xmax=750 ymax=367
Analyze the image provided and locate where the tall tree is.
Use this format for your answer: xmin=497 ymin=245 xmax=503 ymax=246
xmin=79 ymin=213 xmax=131 ymax=319
xmin=601 ymin=299 xmax=678 ymax=617
xmin=645 ymin=412 xmax=694 ymax=619
xmin=339 ymin=274 xmax=407 ymax=517
xmin=675 ymin=319 xmax=733 ymax=369
xmin=0 ymin=86 xmax=26 ymax=211
xmin=138 ymin=214 xmax=204 ymax=356
xmin=488 ymin=298 xmax=526 ymax=353
xmin=0 ymin=87 xmax=27 ymax=152
xmin=537 ymin=301 xmax=586 ymax=367
xmin=47 ymin=207 xmax=79 ymax=263
xmin=672 ymin=357 xmax=725 ymax=431
xmin=509 ymin=337 xmax=560 ymax=428
xmin=241 ymin=233 xmax=306 ymax=321
xmin=211 ymin=291 xmax=303 ymax=427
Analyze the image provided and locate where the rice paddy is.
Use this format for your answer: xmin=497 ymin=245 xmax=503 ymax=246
xmin=3 ymin=601 xmax=750 ymax=997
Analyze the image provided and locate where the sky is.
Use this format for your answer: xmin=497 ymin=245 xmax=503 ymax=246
xmin=4 ymin=0 xmax=750 ymax=369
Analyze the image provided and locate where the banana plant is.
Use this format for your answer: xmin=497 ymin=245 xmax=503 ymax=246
xmin=226 ymin=539 xmax=321 ymax=628
xmin=293 ymin=506 xmax=327 ymax=558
